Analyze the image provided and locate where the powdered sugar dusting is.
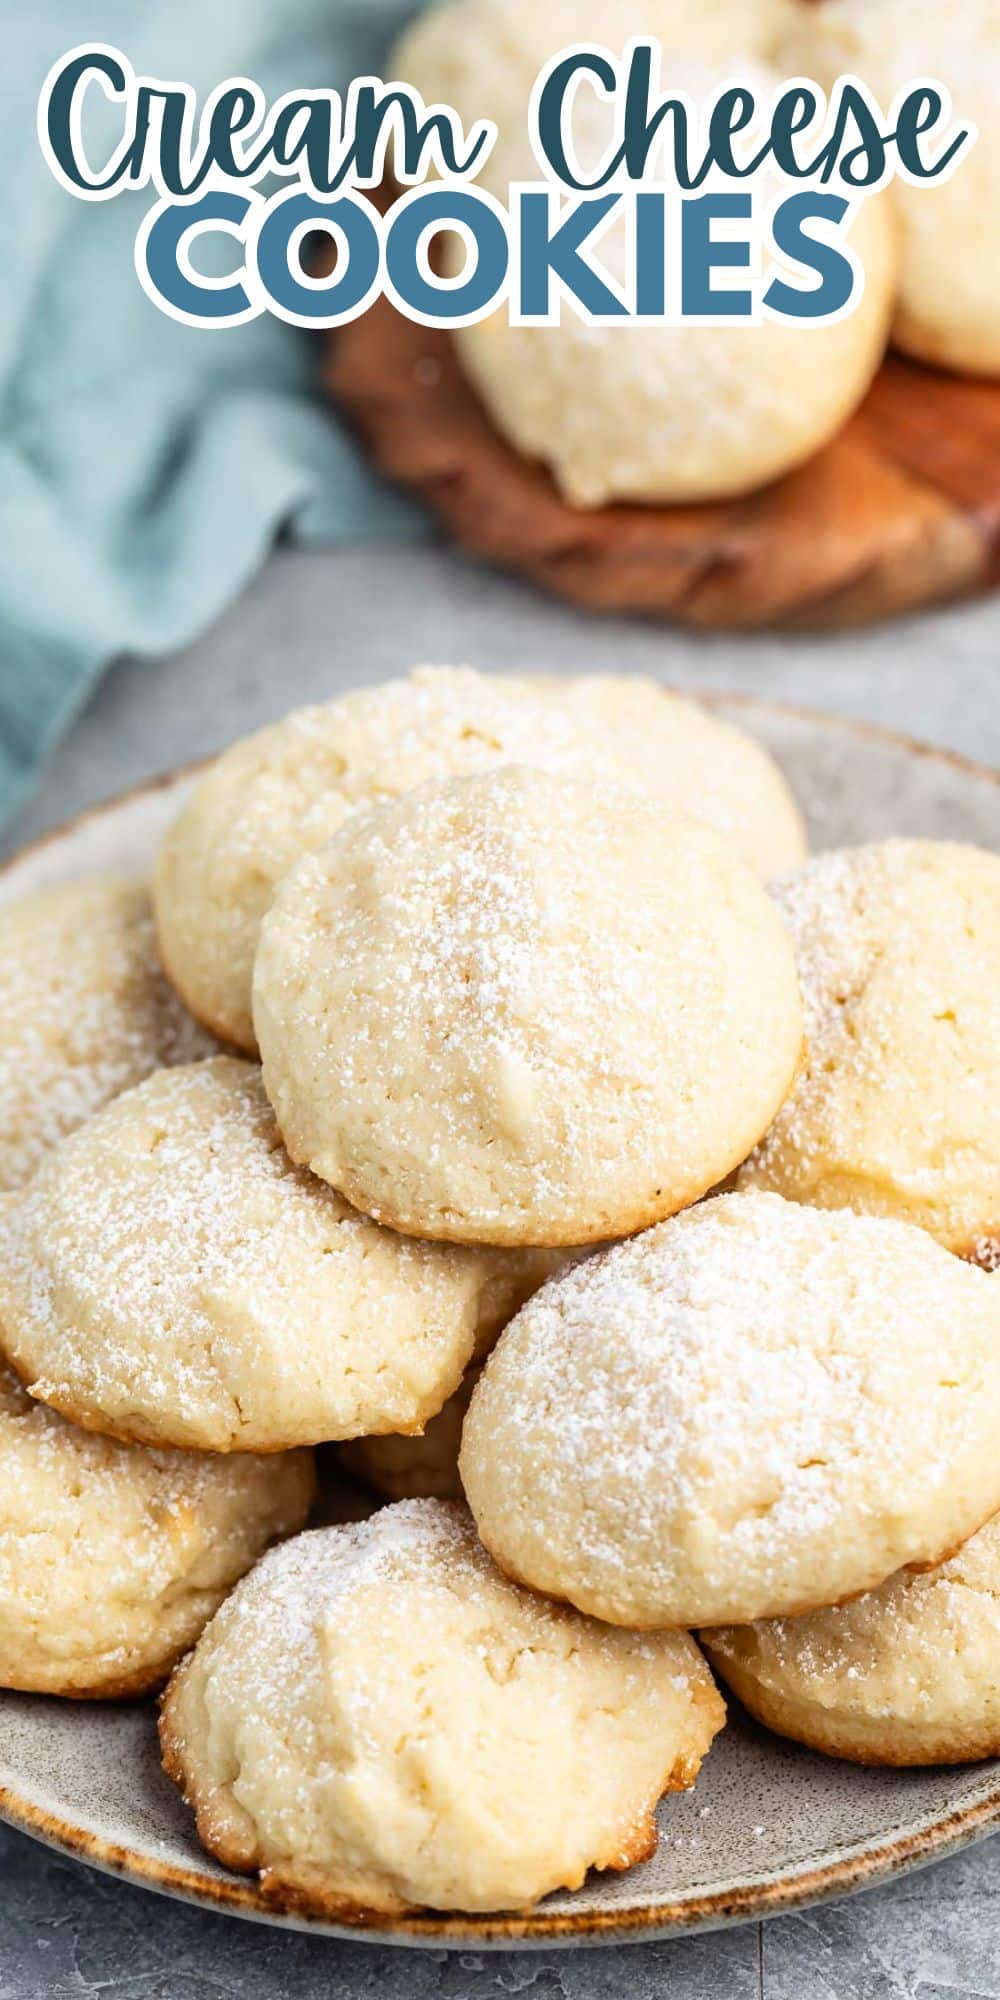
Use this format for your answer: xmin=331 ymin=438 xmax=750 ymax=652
xmin=0 ymin=878 xmax=216 ymax=1192
xmin=256 ymin=767 xmax=801 ymax=1242
xmin=164 ymin=1498 xmax=722 ymax=1911
xmin=191 ymin=1501 xmax=697 ymax=1716
xmin=154 ymin=666 xmax=639 ymax=1048
xmin=157 ymin=664 xmax=805 ymax=1051
xmin=0 ymin=1057 xmax=539 ymax=1450
xmin=547 ymin=675 xmax=804 ymax=877
xmin=462 ymin=1191 xmax=1000 ymax=1625
xmin=0 ymin=1360 xmax=235 ymax=1511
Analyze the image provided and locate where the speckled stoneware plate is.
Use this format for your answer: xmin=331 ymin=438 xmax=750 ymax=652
xmin=0 ymin=696 xmax=998 ymax=1950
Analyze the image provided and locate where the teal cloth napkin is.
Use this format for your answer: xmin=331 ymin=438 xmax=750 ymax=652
xmin=0 ymin=0 xmax=428 ymax=828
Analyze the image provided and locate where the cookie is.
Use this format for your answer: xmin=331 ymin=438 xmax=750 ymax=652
xmin=0 ymin=879 xmax=215 ymax=1193
xmin=737 ymin=841 xmax=1000 ymax=1261
xmin=254 ymin=768 xmax=803 ymax=1245
xmin=344 ymin=1241 xmax=587 ymax=1499
xmin=395 ymin=0 xmax=800 ymax=147
xmin=160 ymin=1501 xmax=724 ymax=1915
xmin=395 ymin=9 xmax=896 ymax=504
xmin=787 ymin=0 xmax=1000 ymax=377
xmin=453 ymin=185 xmax=893 ymax=506
xmin=153 ymin=666 xmax=618 ymax=1052
xmin=0 ymin=1359 xmax=313 ymax=1698
xmin=460 ymin=1192 xmax=1000 ymax=1628
xmin=339 ymin=1364 xmax=481 ymax=1502
xmin=538 ymin=677 xmax=806 ymax=880
xmin=154 ymin=666 xmax=804 ymax=1054
xmin=706 ymin=1513 xmax=1000 ymax=1767
xmin=0 ymin=1058 xmax=551 ymax=1453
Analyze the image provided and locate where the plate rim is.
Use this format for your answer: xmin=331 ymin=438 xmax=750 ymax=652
xmin=1 ymin=693 xmax=999 ymax=1949
xmin=4 ymin=1760 xmax=1000 ymax=1950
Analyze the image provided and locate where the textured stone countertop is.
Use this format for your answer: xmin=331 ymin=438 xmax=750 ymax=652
xmin=2 ymin=543 xmax=999 ymax=2000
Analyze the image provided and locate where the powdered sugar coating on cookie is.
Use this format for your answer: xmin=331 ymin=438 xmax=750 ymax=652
xmin=154 ymin=666 xmax=632 ymax=1052
xmin=160 ymin=1501 xmax=724 ymax=1915
xmin=155 ymin=666 xmax=807 ymax=1053
xmin=0 ymin=1058 xmax=550 ymax=1452
xmin=0 ymin=878 xmax=215 ymax=1192
xmin=254 ymin=768 xmax=803 ymax=1245
xmin=461 ymin=1192 xmax=1000 ymax=1627
xmin=738 ymin=841 xmax=1000 ymax=1256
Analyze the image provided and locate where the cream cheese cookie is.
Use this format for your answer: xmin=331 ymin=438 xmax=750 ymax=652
xmin=737 ymin=841 xmax=1000 ymax=1261
xmin=155 ymin=667 xmax=804 ymax=1055
xmin=395 ymin=0 xmax=800 ymax=150
xmin=786 ymin=0 xmax=1000 ymax=377
xmin=0 ymin=879 xmax=215 ymax=1193
xmin=706 ymin=1513 xmax=1000 ymax=1767
xmin=154 ymin=666 xmax=621 ymax=1052
xmin=343 ymin=1242 xmax=587 ymax=1500
xmin=452 ymin=185 xmax=894 ymax=506
xmin=340 ymin=1364 xmax=481 ymax=1503
xmin=254 ymin=769 xmax=803 ymax=1245
xmin=541 ymin=676 xmax=806 ymax=879
xmin=0 ymin=1359 xmax=313 ymax=1698
xmin=0 ymin=1058 xmax=550 ymax=1453
xmin=394 ymin=8 xmax=896 ymax=505
xmin=160 ymin=1502 xmax=725 ymax=1916
xmin=460 ymin=1192 xmax=1000 ymax=1628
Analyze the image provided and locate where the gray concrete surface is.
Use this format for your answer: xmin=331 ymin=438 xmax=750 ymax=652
xmin=2 ymin=542 xmax=1000 ymax=1999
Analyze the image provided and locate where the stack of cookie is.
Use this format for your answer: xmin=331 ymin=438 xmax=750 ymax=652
xmin=392 ymin=0 xmax=998 ymax=512
xmin=0 ymin=665 xmax=998 ymax=1920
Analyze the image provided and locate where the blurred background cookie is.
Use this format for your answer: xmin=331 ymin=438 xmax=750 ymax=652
xmin=330 ymin=0 xmax=1000 ymax=628
xmin=448 ymin=186 xmax=892 ymax=505
xmin=786 ymin=0 xmax=1000 ymax=378
xmin=394 ymin=5 xmax=896 ymax=507
xmin=394 ymin=0 xmax=800 ymax=135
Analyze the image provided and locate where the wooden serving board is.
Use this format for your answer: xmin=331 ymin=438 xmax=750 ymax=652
xmin=326 ymin=297 xmax=1000 ymax=630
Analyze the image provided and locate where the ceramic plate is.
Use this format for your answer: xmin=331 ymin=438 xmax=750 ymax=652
xmin=0 ymin=697 xmax=998 ymax=1950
